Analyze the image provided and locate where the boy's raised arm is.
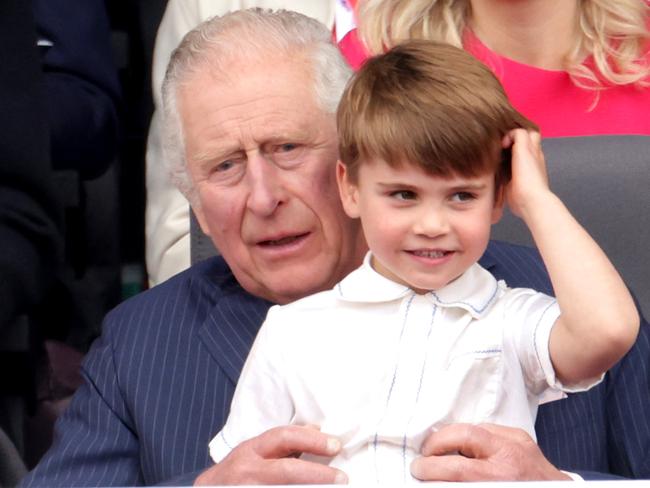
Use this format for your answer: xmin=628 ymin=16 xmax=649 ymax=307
xmin=504 ymin=129 xmax=639 ymax=385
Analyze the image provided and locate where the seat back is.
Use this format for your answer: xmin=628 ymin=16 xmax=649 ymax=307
xmin=492 ymin=135 xmax=650 ymax=316
xmin=190 ymin=210 xmax=219 ymax=264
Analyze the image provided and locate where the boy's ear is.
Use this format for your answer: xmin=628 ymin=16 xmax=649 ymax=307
xmin=491 ymin=147 xmax=511 ymax=224
xmin=336 ymin=160 xmax=360 ymax=218
xmin=491 ymin=185 xmax=505 ymax=224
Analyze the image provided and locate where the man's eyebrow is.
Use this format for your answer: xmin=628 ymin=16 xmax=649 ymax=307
xmin=261 ymin=127 xmax=312 ymax=145
xmin=190 ymin=146 xmax=240 ymax=166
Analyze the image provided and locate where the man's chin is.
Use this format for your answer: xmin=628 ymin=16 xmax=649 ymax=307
xmin=266 ymin=283 xmax=322 ymax=305
xmin=259 ymin=271 xmax=334 ymax=305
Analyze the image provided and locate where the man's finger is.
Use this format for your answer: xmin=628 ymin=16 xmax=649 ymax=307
xmin=411 ymin=453 xmax=502 ymax=482
xmin=474 ymin=423 xmax=536 ymax=444
xmin=195 ymin=457 xmax=348 ymax=486
xmin=420 ymin=423 xmax=497 ymax=458
xmin=251 ymin=425 xmax=342 ymax=459
xmin=414 ymin=423 xmax=565 ymax=482
xmin=261 ymin=457 xmax=348 ymax=485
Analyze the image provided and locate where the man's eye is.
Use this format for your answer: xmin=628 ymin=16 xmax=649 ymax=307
xmin=207 ymin=158 xmax=245 ymax=185
xmin=391 ymin=190 xmax=416 ymax=201
xmin=278 ymin=143 xmax=297 ymax=152
xmin=215 ymin=160 xmax=236 ymax=172
xmin=451 ymin=191 xmax=476 ymax=202
xmin=272 ymin=143 xmax=305 ymax=168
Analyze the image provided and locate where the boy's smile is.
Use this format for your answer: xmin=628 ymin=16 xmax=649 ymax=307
xmin=338 ymin=158 xmax=504 ymax=293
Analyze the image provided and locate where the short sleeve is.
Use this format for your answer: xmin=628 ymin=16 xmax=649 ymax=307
xmin=209 ymin=305 xmax=295 ymax=462
xmin=501 ymin=289 xmax=602 ymax=398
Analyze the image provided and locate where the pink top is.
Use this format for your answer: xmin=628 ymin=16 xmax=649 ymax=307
xmin=333 ymin=3 xmax=650 ymax=137
xmin=463 ymin=30 xmax=650 ymax=137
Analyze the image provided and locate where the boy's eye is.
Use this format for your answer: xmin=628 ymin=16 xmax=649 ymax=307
xmin=451 ymin=191 xmax=476 ymax=202
xmin=390 ymin=190 xmax=416 ymax=201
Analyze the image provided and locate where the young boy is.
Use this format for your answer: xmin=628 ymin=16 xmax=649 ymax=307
xmin=208 ymin=40 xmax=639 ymax=483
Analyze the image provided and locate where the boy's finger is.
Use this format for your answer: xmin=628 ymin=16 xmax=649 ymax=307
xmin=529 ymin=130 xmax=542 ymax=146
xmin=501 ymin=132 xmax=514 ymax=148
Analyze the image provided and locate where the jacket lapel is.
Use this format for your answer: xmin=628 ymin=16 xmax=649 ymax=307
xmin=198 ymin=289 xmax=272 ymax=385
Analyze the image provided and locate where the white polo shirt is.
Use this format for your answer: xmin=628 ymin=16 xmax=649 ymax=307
xmin=209 ymin=253 xmax=600 ymax=483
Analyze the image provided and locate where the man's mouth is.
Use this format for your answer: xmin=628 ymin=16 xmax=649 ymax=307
xmin=258 ymin=233 xmax=309 ymax=247
xmin=410 ymin=250 xmax=451 ymax=259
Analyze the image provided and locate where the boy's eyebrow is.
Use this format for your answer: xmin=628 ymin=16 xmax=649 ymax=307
xmin=447 ymin=182 xmax=489 ymax=191
xmin=375 ymin=181 xmax=489 ymax=191
xmin=376 ymin=181 xmax=419 ymax=190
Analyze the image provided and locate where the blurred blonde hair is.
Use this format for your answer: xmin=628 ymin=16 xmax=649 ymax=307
xmin=359 ymin=0 xmax=650 ymax=88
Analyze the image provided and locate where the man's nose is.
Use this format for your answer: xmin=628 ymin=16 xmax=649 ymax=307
xmin=245 ymin=154 xmax=286 ymax=216
xmin=413 ymin=206 xmax=449 ymax=237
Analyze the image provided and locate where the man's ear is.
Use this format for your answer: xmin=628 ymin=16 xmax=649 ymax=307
xmin=491 ymin=185 xmax=505 ymax=224
xmin=336 ymin=160 xmax=360 ymax=218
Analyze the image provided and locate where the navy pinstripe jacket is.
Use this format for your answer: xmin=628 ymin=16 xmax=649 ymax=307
xmin=21 ymin=241 xmax=650 ymax=486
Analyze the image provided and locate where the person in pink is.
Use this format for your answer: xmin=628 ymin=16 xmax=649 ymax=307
xmin=333 ymin=0 xmax=650 ymax=137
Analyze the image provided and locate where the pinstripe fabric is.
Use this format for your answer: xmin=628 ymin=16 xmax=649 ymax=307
xmin=21 ymin=242 xmax=650 ymax=486
xmin=483 ymin=242 xmax=650 ymax=479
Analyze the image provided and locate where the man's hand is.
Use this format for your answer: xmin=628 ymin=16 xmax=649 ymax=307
xmin=194 ymin=425 xmax=348 ymax=485
xmin=411 ymin=423 xmax=572 ymax=482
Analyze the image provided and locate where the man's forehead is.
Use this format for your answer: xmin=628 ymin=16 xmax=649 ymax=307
xmin=183 ymin=97 xmax=331 ymax=166
xmin=187 ymin=47 xmax=313 ymax=88
xmin=181 ymin=59 xmax=320 ymax=114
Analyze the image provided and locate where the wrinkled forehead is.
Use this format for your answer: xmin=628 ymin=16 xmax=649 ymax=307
xmin=181 ymin=39 xmax=314 ymax=90
xmin=177 ymin=58 xmax=335 ymax=161
xmin=177 ymin=49 xmax=320 ymax=118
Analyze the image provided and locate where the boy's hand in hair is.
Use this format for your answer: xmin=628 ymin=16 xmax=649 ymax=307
xmin=501 ymin=129 xmax=551 ymax=220
xmin=502 ymin=129 xmax=638 ymax=387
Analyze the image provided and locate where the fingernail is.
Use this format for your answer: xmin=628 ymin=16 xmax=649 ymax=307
xmin=334 ymin=471 xmax=349 ymax=484
xmin=326 ymin=437 xmax=341 ymax=454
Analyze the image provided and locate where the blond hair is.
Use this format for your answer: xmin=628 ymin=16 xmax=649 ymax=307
xmin=337 ymin=40 xmax=536 ymax=190
xmin=359 ymin=0 xmax=650 ymax=88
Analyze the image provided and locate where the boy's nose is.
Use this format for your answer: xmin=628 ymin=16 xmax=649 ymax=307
xmin=413 ymin=208 xmax=449 ymax=237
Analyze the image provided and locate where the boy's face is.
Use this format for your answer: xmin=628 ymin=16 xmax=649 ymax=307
xmin=337 ymin=158 xmax=504 ymax=292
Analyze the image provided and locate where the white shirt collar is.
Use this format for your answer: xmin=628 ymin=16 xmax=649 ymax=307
xmin=335 ymin=252 xmax=502 ymax=319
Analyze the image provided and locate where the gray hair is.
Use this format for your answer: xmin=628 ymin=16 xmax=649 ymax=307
xmin=161 ymin=8 xmax=353 ymax=205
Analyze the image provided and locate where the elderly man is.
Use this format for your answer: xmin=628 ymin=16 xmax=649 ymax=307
xmin=145 ymin=0 xmax=336 ymax=286
xmin=22 ymin=9 xmax=650 ymax=487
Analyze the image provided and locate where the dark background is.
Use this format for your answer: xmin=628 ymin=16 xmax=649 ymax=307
xmin=107 ymin=0 xmax=168 ymax=274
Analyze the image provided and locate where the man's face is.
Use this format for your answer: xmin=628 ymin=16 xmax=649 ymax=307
xmin=178 ymin=56 xmax=365 ymax=304
xmin=338 ymin=159 xmax=503 ymax=292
